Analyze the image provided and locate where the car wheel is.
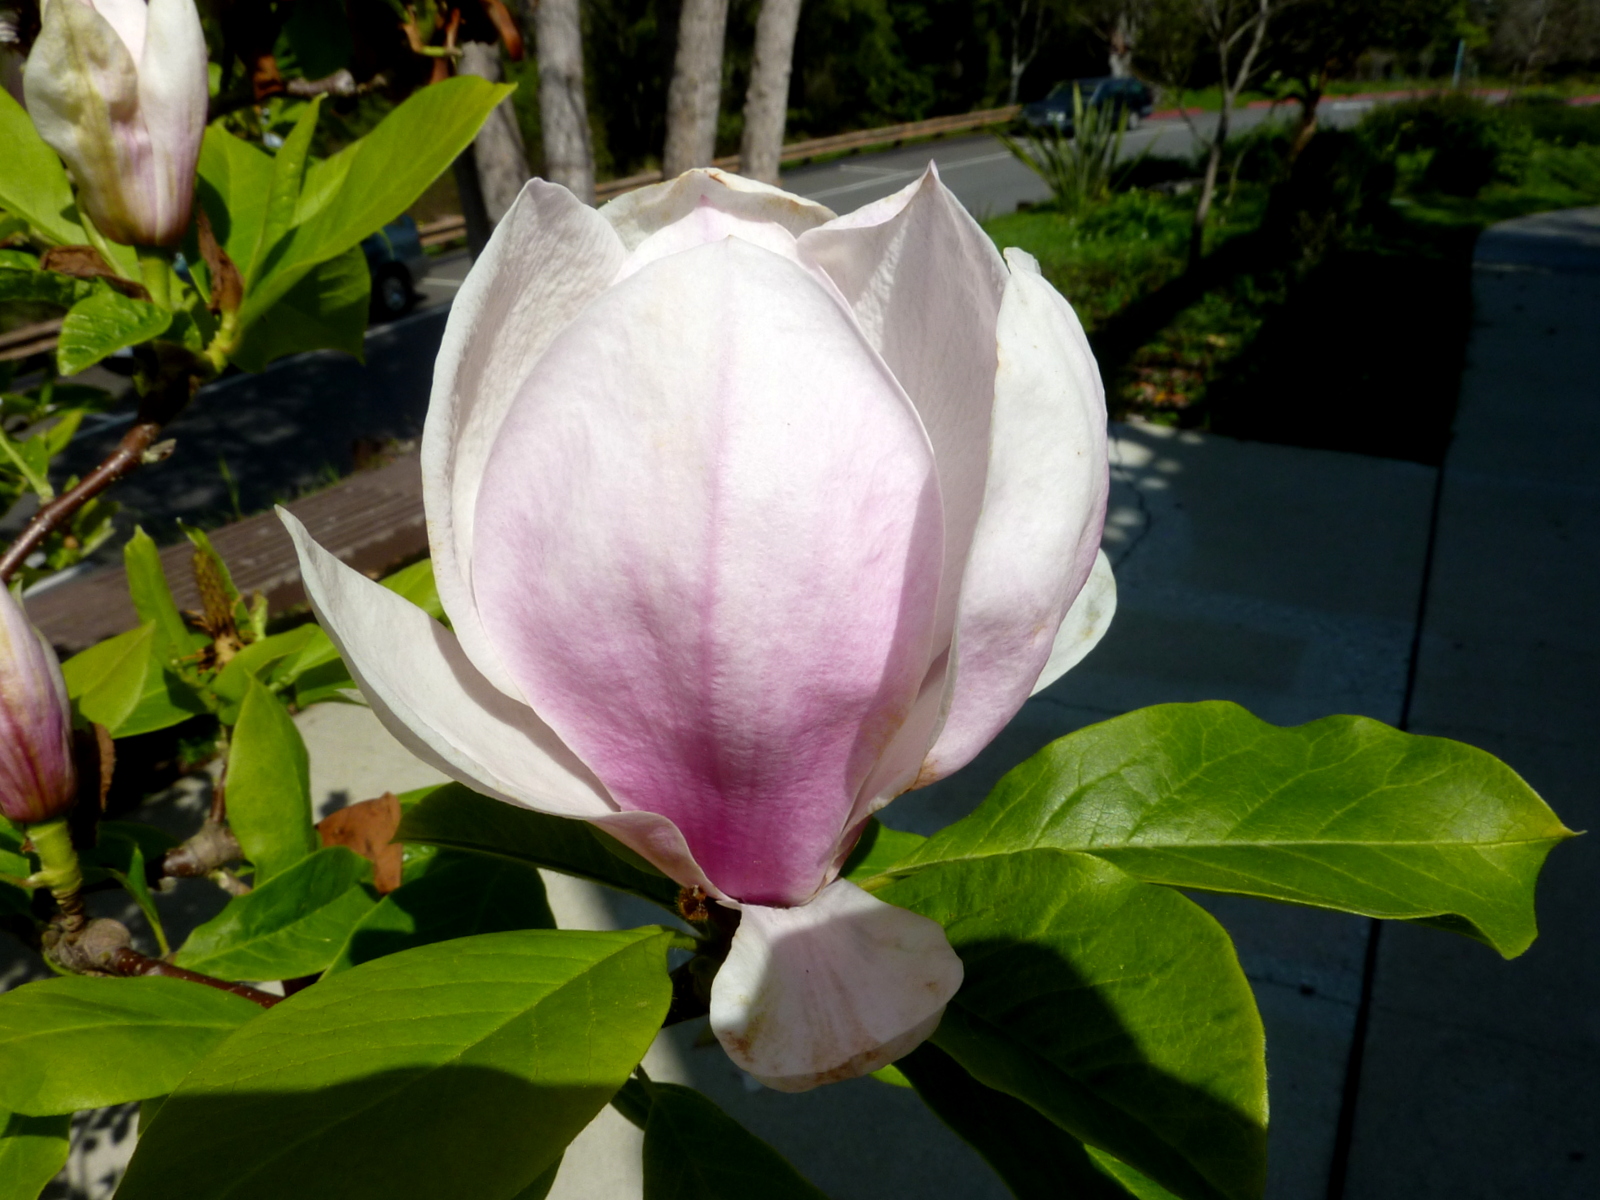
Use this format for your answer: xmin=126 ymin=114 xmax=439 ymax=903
xmin=370 ymin=264 xmax=415 ymax=322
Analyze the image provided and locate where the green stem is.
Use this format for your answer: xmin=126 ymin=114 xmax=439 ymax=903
xmin=137 ymin=246 xmax=175 ymax=309
xmin=25 ymin=818 xmax=85 ymax=933
xmin=78 ymin=212 xmax=123 ymax=277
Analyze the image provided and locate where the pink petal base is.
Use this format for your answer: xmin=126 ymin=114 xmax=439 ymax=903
xmin=710 ymin=879 xmax=963 ymax=1092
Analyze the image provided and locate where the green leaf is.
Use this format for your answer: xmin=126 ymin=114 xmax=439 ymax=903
xmin=61 ymin=623 xmax=208 ymax=737
xmin=397 ymin=783 xmax=681 ymax=911
xmin=510 ymin=1158 xmax=562 ymax=1200
xmin=56 ymin=289 xmax=171 ymax=375
xmin=225 ymin=677 xmax=318 ymax=885
xmin=210 ymin=624 xmax=322 ymax=716
xmin=0 ymin=976 xmax=261 ymax=1115
xmin=0 ymin=429 xmax=52 ymax=500
xmin=0 ymin=88 xmax=83 ymax=246
xmin=839 ymin=819 xmax=925 ymax=885
xmin=898 ymin=1042 xmax=1178 ymax=1200
xmin=329 ymin=849 xmax=554 ymax=974
xmin=878 ymin=850 xmax=1266 ymax=1200
xmin=195 ymin=126 xmax=275 ymax=280
xmin=628 ymin=1079 xmax=830 ymax=1200
xmin=0 ymin=263 xmax=94 ymax=308
xmin=103 ymin=841 xmax=171 ymax=956
xmin=901 ymin=702 xmax=1575 ymax=958
xmin=120 ymin=928 xmax=675 ymax=1200
xmin=229 ymin=244 xmax=369 ymax=372
xmin=181 ymin=523 xmax=246 ymax=620
xmin=250 ymin=97 xmax=323 ymax=283
xmin=239 ymin=77 xmax=508 ymax=329
xmin=0 ymin=1109 xmax=70 ymax=1200
xmin=380 ymin=557 xmax=445 ymax=621
xmin=173 ymin=846 xmax=377 ymax=981
xmin=123 ymin=527 xmax=203 ymax=659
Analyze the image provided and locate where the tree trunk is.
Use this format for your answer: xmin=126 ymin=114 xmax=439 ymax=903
xmin=454 ymin=42 xmax=531 ymax=253
xmin=533 ymin=0 xmax=595 ymax=203
xmin=1288 ymin=83 xmax=1321 ymax=162
xmin=741 ymin=0 xmax=803 ymax=183
xmin=1189 ymin=103 xmax=1228 ymax=268
xmin=1109 ymin=12 xmax=1135 ymax=78
xmin=664 ymin=0 xmax=731 ymax=176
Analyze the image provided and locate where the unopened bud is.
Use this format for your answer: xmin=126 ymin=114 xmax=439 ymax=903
xmin=0 ymin=586 xmax=77 ymax=825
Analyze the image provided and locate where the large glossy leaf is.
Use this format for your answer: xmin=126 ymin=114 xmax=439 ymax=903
xmin=839 ymin=819 xmax=925 ymax=884
xmin=0 ymin=88 xmax=83 ymax=245
xmin=618 ymin=1078 xmax=829 ymax=1200
xmin=397 ymin=783 xmax=681 ymax=910
xmin=250 ymin=97 xmax=322 ymax=283
xmin=898 ymin=1042 xmax=1177 ymax=1200
xmin=56 ymin=289 xmax=171 ymax=375
xmin=173 ymin=846 xmax=376 ymax=981
xmin=0 ymin=820 xmax=30 ymax=919
xmin=0 ymin=1109 xmax=70 ymax=1200
xmin=123 ymin=528 xmax=205 ymax=659
xmin=900 ymin=702 xmax=1573 ymax=958
xmin=240 ymin=77 xmax=508 ymax=329
xmin=120 ymin=928 xmax=676 ymax=1200
xmin=230 ymin=244 xmax=369 ymax=372
xmin=195 ymin=126 xmax=275 ymax=282
xmin=0 ymin=976 xmax=261 ymax=1115
xmin=61 ymin=623 xmax=208 ymax=737
xmin=328 ymin=849 xmax=554 ymax=973
xmin=225 ymin=677 xmax=318 ymax=885
xmin=878 ymin=850 xmax=1266 ymax=1200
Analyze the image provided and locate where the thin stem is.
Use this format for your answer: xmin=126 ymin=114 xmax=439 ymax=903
xmin=106 ymin=948 xmax=282 ymax=1008
xmin=0 ymin=357 xmax=193 ymax=585
xmin=26 ymin=817 xmax=85 ymax=935
xmin=136 ymin=247 xmax=174 ymax=309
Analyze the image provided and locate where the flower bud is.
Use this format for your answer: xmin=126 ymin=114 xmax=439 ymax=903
xmin=0 ymin=586 xmax=77 ymax=826
xmin=23 ymin=0 xmax=208 ymax=247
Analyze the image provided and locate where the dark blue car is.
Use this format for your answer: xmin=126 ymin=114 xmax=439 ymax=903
xmin=361 ymin=215 xmax=428 ymax=321
xmin=1022 ymin=77 xmax=1154 ymax=134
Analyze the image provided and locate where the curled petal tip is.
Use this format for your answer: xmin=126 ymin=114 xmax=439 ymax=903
xmin=710 ymin=880 xmax=963 ymax=1092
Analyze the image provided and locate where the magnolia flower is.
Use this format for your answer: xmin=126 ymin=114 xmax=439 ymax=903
xmin=283 ymin=167 xmax=1114 ymax=1091
xmin=0 ymin=587 xmax=76 ymax=826
xmin=23 ymin=0 xmax=207 ymax=246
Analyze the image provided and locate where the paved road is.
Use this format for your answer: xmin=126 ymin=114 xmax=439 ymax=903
xmin=780 ymin=96 xmax=1382 ymax=217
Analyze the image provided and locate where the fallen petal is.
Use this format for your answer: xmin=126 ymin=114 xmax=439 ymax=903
xmin=710 ymin=879 xmax=963 ymax=1092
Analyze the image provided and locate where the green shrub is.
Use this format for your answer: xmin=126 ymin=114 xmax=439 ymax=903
xmin=1505 ymin=97 xmax=1600 ymax=147
xmin=1361 ymin=95 xmax=1531 ymax=196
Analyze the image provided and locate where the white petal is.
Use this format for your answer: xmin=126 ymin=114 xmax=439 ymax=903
xmin=423 ymin=180 xmax=628 ymax=701
xmin=281 ymin=507 xmax=610 ymax=818
xmin=138 ymin=0 xmax=207 ymax=242
xmin=614 ymin=199 xmax=801 ymax=282
xmin=918 ymin=247 xmax=1109 ymax=782
xmin=1031 ymin=548 xmax=1116 ymax=695
xmin=599 ymin=168 xmax=834 ymax=251
xmin=91 ymin=0 xmax=148 ymax=62
xmin=281 ymin=508 xmax=725 ymax=898
xmin=710 ymin=879 xmax=963 ymax=1092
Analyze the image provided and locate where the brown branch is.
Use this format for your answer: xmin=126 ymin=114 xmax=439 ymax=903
xmin=0 ymin=351 xmax=196 ymax=585
xmin=107 ymin=948 xmax=282 ymax=1008
xmin=44 ymin=917 xmax=282 ymax=1008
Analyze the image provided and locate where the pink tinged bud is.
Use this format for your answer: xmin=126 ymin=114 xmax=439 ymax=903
xmin=0 ymin=587 xmax=77 ymax=826
xmin=282 ymin=167 xmax=1116 ymax=1091
xmin=23 ymin=0 xmax=208 ymax=246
